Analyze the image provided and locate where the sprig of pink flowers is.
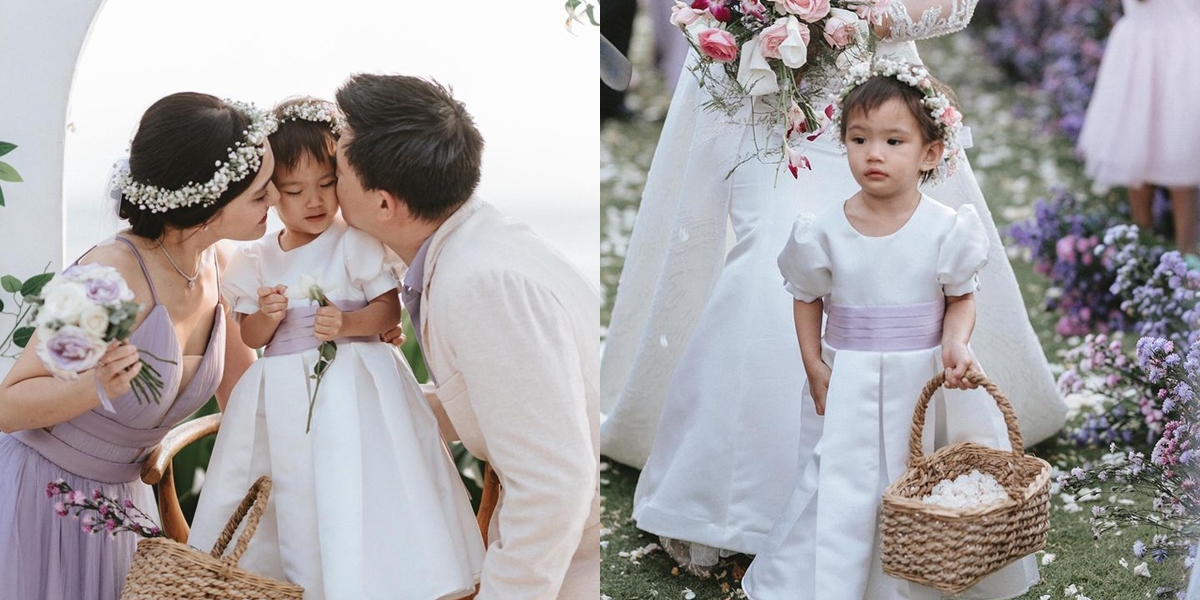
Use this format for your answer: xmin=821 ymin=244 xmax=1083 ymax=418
xmin=46 ymin=479 xmax=164 ymax=538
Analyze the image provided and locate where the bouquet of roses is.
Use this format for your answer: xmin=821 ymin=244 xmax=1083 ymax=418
xmin=28 ymin=264 xmax=170 ymax=410
xmin=671 ymin=0 xmax=888 ymax=176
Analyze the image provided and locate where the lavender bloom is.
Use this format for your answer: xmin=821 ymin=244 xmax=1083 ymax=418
xmin=34 ymin=326 xmax=106 ymax=378
xmin=1135 ymin=540 xmax=1146 ymax=557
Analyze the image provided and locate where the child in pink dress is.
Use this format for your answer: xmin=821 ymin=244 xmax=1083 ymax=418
xmin=1076 ymin=0 xmax=1200 ymax=259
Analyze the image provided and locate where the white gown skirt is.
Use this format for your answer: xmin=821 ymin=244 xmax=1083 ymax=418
xmin=189 ymin=342 xmax=484 ymax=600
xmin=741 ymin=343 xmax=1039 ymax=600
xmin=631 ymin=128 xmax=845 ymax=555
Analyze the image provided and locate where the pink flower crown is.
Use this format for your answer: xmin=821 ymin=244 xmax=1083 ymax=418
xmin=835 ymin=57 xmax=966 ymax=182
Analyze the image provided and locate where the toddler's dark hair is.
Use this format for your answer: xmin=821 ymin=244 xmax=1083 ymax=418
xmin=269 ymin=97 xmax=338 ymax=175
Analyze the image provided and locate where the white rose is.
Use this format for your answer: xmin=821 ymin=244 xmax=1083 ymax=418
xmin=78 ymin=304 xmax=111 ymax=339
xmin=37 ymin=278 xmax=90 ymax=326
xmin=778 ymin=15 xmax=810 ymax=68
xmin=736 ymin=35 xmax=779 ymax=96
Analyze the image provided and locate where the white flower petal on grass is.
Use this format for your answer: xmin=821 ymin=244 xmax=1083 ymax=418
xmin=1040 ymin=552 xmax=1056 ymax=565
xmin=1118 ymin=557 xmax=1128 ymax=568
xmin=1064 ymin=584 xmax=1078 ymax=595
xmin=683 ymin=589 xmax=697 ymax=600
xmin=1132 ymin=561 xmax=1150 ymax=577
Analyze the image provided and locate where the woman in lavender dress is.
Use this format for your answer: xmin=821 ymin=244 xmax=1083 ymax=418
xmin=0 ymin=92 xmax=274 ymax=600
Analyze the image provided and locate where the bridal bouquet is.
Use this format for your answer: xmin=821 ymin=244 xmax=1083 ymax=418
xmin=28 ymin=264 xmax=170 ymax=410
xmin=672 ymin=0 xmax=886 ymax=176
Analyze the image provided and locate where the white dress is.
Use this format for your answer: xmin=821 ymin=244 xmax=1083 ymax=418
xmin=1076 ymin=0 xmax=1200 ymax=188
xmin=188 ymin=219 xmax=484 ymax=600
xmin=604 ymin=0 xmax=1067 ymax=566
xmin=740 ymin=197 xmax=1039 ymax=600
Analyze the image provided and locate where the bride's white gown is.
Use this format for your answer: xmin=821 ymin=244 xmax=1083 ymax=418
xmin=599 ymin=0 xmax=1067 ymax=569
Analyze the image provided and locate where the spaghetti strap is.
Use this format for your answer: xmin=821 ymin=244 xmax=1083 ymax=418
xmin=113 ymin=236 xmax=160 ymax=306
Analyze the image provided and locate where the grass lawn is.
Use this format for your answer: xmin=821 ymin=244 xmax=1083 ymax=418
xmin=599 ymin=23 xmax=1188 ymax=600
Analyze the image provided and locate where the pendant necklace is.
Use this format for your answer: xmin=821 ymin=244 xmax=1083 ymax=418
xmin=158 ymin=242 xmax=201 ymax=290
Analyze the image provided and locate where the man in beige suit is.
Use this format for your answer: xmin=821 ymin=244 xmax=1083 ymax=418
xmin=333 ymin=74 xmax=600 ymax=600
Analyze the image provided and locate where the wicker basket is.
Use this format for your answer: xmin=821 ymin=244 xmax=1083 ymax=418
xmin=121 ymin=476 xmax=304 ymax=599
xmin=879 ymin=372 xmax=1051 ymax=595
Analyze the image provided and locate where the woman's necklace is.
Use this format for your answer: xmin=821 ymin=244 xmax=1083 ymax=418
xmin=158 ymin=242 xmax=201 ymax=290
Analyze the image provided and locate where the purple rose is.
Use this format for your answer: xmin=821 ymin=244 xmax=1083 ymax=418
xmin=36 ymin=326 xmax=106 ymax=378
xmin=83 ymin=278 xmax=123 ymax=305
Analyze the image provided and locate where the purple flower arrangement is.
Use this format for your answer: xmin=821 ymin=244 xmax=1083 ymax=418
xmin=975 ymin=0 xmax=1120 ymax=142
xmin=45 ymin=479 xmax=164 ymax=538
xmin=1007 ymin=189 xmax=1127 ymax=336
xmin=1059 ymin=339 xmax=1200 ymax=593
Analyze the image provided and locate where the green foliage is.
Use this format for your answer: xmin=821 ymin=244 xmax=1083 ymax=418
xmin=0 ymin=141 xmax=20 ymax=207
xmin=565 ymin=0 xmax=599 ymax=27
xmin=0 ymin=266 xmax=51 ymax=358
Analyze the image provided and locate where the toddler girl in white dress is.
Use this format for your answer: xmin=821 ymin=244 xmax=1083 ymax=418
xmin=188 ymin=98 xmax=483 ymax=600
xmin=741 ymin=60 xmax=1038 ymax=600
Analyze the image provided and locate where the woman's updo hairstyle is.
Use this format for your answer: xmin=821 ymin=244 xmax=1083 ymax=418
xmin=118 ymin=92 xmax=261 ymax=239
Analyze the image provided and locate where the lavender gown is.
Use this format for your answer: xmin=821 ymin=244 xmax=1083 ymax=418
xmin=0 ymin=237 xmax=224 ymax=600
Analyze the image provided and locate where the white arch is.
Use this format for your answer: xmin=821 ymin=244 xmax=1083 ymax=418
xmin=0 ymin=0 xmax=106 ymax=375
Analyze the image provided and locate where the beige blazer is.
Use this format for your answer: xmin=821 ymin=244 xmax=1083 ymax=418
xmin=418 ymin=199 xmax=600 ymax=600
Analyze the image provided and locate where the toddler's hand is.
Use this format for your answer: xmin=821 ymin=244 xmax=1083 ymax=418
xmin=379 ymin=324 xmax=406 ymax=346
xmin=942 ymin=342 xmax=978 ymax=389
xmin=805 ymin=360 xmax=832 ymax=416
xmin=257 ymin=285 xmax=289 ymax=322
xmin=314 ymin=305 xmax=344 ymax=342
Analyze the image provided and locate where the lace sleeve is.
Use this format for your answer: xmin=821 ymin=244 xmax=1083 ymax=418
xmin=880 ymin=0 xmax=978 ymax=42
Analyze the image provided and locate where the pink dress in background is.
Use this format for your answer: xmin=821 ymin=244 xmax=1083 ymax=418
xmin=1076 ymin=0 xmax=1200 ymax=188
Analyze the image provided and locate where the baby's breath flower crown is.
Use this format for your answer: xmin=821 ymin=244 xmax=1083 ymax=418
xmin=119 ymin=100 xmax=278 ymax=213
xmin=836 ymin=57 xmax=966 ymax=182
xmin=276 ymin=99 xmax=344 ymax=135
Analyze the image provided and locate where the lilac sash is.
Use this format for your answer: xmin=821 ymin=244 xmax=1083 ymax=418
xmin=11 ymin=417 xmax=170 ymax=483
xmin=263 ymin=300 xmax=375 ymax=357
xmin=824 ymin=301 xmax=944 ymax=352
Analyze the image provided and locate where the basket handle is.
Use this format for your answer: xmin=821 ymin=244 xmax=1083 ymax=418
xmin=209 ymin=475 xmax=272 ymax=566
xmin=907 ymin=371 xmax=1025 ymax=466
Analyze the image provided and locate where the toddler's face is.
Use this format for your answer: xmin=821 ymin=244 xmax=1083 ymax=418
xmin=273 ymin=152 xmax=339 ymax=237
xmin=843 ymin=98 xmax=942 ymax=199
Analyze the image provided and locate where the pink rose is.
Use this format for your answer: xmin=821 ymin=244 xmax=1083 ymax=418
xmin=823 ymin=9 xmax=858 ymax=48
xmin=760 ymin=16 xmax=810 ymax=68
xmin=759 ymin=19 xmax=788 ymax=59
xmin=773 ymin=0 xmax=830 ymax=23
xmin=940 ymin=105 xmax=962 ymax=127
xmin=670 ymin=0 xmax=707 ymax=26
xmin=698 ymin=28 xmax=739 ymax=62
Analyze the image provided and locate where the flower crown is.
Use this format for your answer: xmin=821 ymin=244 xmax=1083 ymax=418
xmin=836 ymin=57 xmax=965 ymax=182
xmin=119 ymin=100 xmax=278 ymax=213
xmin=276 ymin=99 xmax=344 ymax=135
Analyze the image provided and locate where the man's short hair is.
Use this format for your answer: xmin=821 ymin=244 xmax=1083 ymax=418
xmin=336 ymin=74 xmax=484 ymax=222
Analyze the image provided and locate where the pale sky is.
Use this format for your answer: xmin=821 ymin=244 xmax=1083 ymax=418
xmin=63 ymin=0 xmax=600 ymax=284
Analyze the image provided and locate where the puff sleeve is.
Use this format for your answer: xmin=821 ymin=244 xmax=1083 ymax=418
xmin=937 ymin=205 xmax=989 ymax=297
xmin=777 ymin=213 xmax=832 ymax=303
xmin=221 ymin=243 xmax=262 ymax=315
xmin=343 ymin=225 xmax=402 ymax=300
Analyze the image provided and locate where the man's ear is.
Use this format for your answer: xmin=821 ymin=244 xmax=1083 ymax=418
xmin=377 ymin=189 xmax=399 ymax=220
xmin=378 ymin=189 xmax=420 ymax=224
